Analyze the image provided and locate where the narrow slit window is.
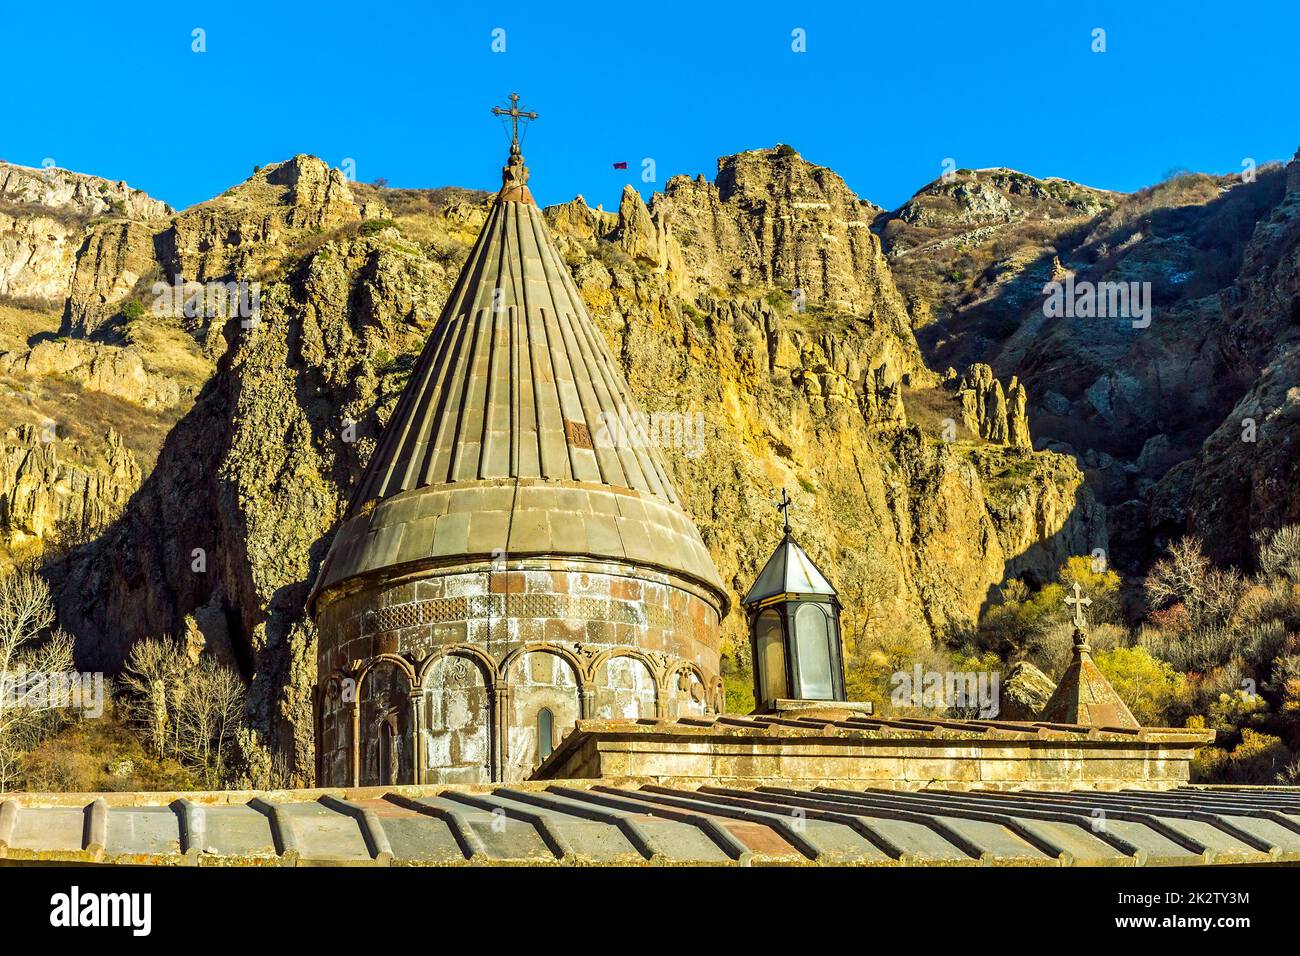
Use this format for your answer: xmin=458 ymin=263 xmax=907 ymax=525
xmin=538 ymin=707 xmax=554 ymax=761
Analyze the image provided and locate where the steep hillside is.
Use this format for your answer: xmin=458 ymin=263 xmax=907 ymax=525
xmin=878 ymin=167 xmax=1118 ymax=346
xmin=886 ymin=160 xmax=1294 ymax=570
xmin=1182 ymin=164 xmax=1300 ymax=564
xmin=0 ymin=167 xmax=180 ymax=563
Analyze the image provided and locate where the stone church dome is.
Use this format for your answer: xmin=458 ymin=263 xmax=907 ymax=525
xmin=312 ymin=99 xmax=728 ymax=788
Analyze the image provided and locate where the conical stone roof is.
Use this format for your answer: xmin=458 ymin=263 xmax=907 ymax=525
xmin=311 ymin=144 xmax=726 ymax=608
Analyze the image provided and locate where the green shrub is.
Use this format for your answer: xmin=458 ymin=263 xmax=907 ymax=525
xmin=1095 ymin=645 xmax=1193 ymax=726
xmin=358 ymin=218 xmax=395 ymax=237
xmin=1206 ymin=689 xmax=1269 ymax=733
xmin=1193 ymin=729 xmax=1293 ymax=784
xmin=979 ymin=581 xmax=1066 ymax=656
xmin=721 ymin=655 xmax=754 ymax=715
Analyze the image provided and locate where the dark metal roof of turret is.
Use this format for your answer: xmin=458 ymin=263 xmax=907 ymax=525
xmin=742 ymin=531 xmax=837 ymax=606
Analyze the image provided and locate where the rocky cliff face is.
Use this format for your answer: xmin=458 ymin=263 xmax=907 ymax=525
xmin=657 ymin=147 xmax=899 ymax=315
xmin=0 ymin=208 xmax=80 ymax=304
xmin=157 ymin=156 xmax=363 ymax=292
xmin=0 ymin=423 xmax=140 ymax=561
xmin=1 ymin=149 xmax=1103 ymax=783
xmin=0 ymin=163 xmax=170 ymax=316
xmin=0 ymin=338 xmax=183 ymax=409
xmin=885 ymin=159 xmax=1296 ymax=570
xmin=1181 ymin=162 xmax=1300 ymax=564
xmin=0 ymin=164 xmax=171 ymax=221
xmin=554 ymin=228 xmax=1100 ymax=653
xmin=953 ymin=363 xmax=1031 ymax=449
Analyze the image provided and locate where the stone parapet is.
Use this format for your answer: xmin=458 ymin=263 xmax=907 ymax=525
xmin=532 ymin=715 xmax=1216 ymax=792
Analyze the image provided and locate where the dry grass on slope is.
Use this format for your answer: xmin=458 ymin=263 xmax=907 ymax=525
xmin=0 ymin=301 xmax=61 ymax=352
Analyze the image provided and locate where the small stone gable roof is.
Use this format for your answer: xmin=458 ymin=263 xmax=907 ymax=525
xmin=1040 ymin=629 xmax=1140 ymax=729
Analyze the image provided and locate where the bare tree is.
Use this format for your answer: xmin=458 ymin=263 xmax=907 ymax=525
xmin=121 ymin=635 xmax=247 ymax=785
xmin=175 ymin=660 xmax=245 ymax=787
xmin=1145 ymin=536 xmax=1242 ymax=627
xmin=120 ymin=637 xmax=184 ymax=759
xmin=1198 ymin=566 xmax=1244 ymax=626
xmin=842 ymin=555 xmax=895 ymax=654
xmin=0 ymin=569 xmax=75 ymax=791
xmin=1145 ymin=536 xmax=1211 ymax=609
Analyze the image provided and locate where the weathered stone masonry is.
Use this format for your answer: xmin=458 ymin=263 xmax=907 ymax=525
xmin=315 ymin=557 xmax=723 ymax=785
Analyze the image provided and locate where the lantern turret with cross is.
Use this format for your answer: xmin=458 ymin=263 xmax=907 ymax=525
xmin=740 ymin=489 xmax=848 ymax=711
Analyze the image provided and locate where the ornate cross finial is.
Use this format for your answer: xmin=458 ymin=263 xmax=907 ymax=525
xmin=1064 ymin=581 xmax=1092 ymax=630
xmin=492 ymin=92 xmax=538 ymax=153
xmin=775 ymin=487 xmax=794 ymax=535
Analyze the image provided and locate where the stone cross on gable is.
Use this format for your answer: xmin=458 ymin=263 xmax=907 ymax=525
xmin=492 ymin=92 xmax=538 ymax=151
xmin=775 ymin=487 xmax=794 ymax=535
xmin=1064 ymin=581 xmax=1092 ymax=629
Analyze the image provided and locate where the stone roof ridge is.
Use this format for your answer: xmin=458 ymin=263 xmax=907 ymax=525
xmin=4 ymin=780 xmax=1292 ymax=866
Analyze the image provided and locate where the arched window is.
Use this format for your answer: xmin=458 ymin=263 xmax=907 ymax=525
xmin=537 ymin=707 xmax=555 ymax=761
xmin=794 ymin=604 xmax=835 ymax=700
xmin=755 ymin=609 xmax=788 ymax=705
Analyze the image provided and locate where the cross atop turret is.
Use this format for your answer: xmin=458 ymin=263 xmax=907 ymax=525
xmin=775 ymin=488 xmax=794 ymax=535
xmin=492 ymin=92 xmax=538 ymax=153
xmin=1064 ymin=581 xmax=1092 ymax=630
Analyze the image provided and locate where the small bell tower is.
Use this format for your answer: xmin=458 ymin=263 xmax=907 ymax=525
xmin=740 ymin=489 xmax=865 ymax=716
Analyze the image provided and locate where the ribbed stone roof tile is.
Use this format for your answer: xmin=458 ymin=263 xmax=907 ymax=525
xmin=9 ymin=783 xmax=1297 ymax=866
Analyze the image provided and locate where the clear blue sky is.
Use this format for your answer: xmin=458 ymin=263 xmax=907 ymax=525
xmin=3 ymin=0 xmax=1297 ymax=213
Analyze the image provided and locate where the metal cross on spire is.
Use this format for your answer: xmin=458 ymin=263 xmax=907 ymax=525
xmin=492 ymin=92 xmax=538 ymax=151
xmin=775 ymin=488 xmax=794 ymax=535
xmin=1064 ymin=581 xmax=1093 ymax=629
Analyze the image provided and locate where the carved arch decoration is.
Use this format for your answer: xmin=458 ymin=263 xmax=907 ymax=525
xmin=500 ymin=642 xmax=584 ymax=781
xmin=316 ymin=672 xmax=354 ymax=786
xmin=417 ymin=647 xmax=496 ymax=785
xmin=588 ymin=648 xmax=662 ymax=720
xmin=663 ymin=659 xmax=713 ymax=718
xmin=355 ymin=653 xmax=417 ymax=690
xmin=499 ymin=641 xmax=589 ymax=695
xmin=416 ymin=644 xmax=500 ymax=688
xmin=355 ymin=655 xmax=416 ymax=786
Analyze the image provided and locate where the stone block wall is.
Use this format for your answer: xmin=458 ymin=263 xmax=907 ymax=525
xmin=315 ymin=556 xmax=724 ymax=786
